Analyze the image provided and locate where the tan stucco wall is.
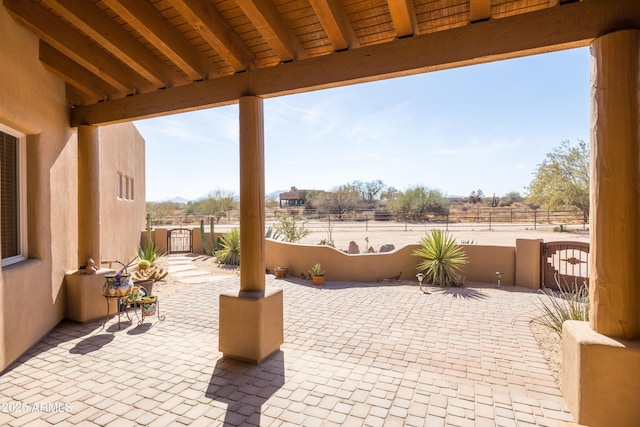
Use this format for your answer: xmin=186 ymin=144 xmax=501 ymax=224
xmin=0 ymin=6 xmax=147 ymax=371
xmin=264 ymin=240 xmax=517 ymax=284
xmin=99 ymin=123 xmax=146 ymax=265
xmin=563 ymin=321 xmax=640 ymax=426
xmin=515 ymin=239 xmax=543 ymax=289
xmin=0 ymin=6 xmax=74 ymax=370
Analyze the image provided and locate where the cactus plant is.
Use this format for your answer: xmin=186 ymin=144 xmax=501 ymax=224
xmin=200 ymin=217 xmax=215 ymax=256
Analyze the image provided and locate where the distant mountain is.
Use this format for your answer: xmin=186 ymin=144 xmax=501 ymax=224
xmin=267 ymin=190 xmax=287 ymax=200
xmin=168 ymin=196 xmax=189 ymax=204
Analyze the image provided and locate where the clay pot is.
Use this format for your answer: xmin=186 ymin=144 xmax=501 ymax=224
xmin=311 ymin=275 xmax=324 ymax=285
xmin=274 ymin=267 xmax=288 ymax=278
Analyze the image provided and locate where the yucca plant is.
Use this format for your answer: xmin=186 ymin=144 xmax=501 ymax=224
xmin=413 ymin=229 xmax=467 ymax=287
xmin=533 ymin=280 xmax=589 ymax=337
xmin=215 ymin=228 xmax=241 ymax=266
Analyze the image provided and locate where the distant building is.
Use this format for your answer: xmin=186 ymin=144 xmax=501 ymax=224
xmin=279 ymin=186 xmax=308 ymax=207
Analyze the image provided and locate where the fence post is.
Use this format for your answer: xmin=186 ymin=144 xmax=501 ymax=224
xmin=534 ymin=210 xmax=537 ymax=230
xmin=510 ymin=208 xmax=513 ymax=223
xmin=446 ymin=213 xmax=449 ymax=231
xmin=489 ymin=211 xmax=492 ymax=231
xmin=365 ymin=215 xmax=368 ymax=232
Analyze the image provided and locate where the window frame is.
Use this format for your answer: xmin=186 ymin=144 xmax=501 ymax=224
xmin=0 ymin=123 xmax=27 ymax=267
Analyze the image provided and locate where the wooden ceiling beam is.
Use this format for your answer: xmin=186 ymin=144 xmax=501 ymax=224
xmin=236 ymin=0 xmax=307 ymax=62
xmin=70 ymin=0 xmax=640 ymax=127
xmin=308 ymin=0 xmax=360 ymax=50
xmin=470 ymin=0 xmax=492 ymax=23
xmin=3 ymin=0 xmax=153 ymax=94
xmin=41 ymin=0 xmax=184 ymax=89
xmin=102 ymin=0 xmax=213 ymax=81
xmin=39 ymin=41 xmax=122 ymax=101
xmin=388 ymin=0 xmax=418 ymax=37
xmin=168 ymin=0 xmax=259 ymax=72
xmin=65 ymin=83 xmax=100 ymax=107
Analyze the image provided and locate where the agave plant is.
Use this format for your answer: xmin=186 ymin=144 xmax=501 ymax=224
xmin=533 ymin=280 xmax=589 ymax=337
xmin=215 ymin=228 xmax=241 ymax=266
xmin=413 ymin=229 xmax=467 ymax=287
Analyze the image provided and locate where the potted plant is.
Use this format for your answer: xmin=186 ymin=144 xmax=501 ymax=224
xmin=131 ymin=259 xmax=168 ymax=296
xmin=102 ymin=260 xmax=133 ymax=297
xmin=309 ymin=263 xmax=325 ymax=285
xmin=273 ymin=267 xmax=288 ymax=278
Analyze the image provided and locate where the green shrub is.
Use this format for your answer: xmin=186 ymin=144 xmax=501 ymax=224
xmin=137 ymin=239 xmax=164 ymax=264
xmin=413 ymin=229 xmax=467 ymax=287
xmin=215 ymin=228 xmax=240 ymax=266
xmin=533 ymin=281 xmax=589 ymax=337
xmin=273 ymin=213 xmax=310 ymax=243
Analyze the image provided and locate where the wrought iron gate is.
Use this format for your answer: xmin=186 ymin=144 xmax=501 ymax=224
xmin=167 ymin=229 xmax=192 ymax=254
xmin=541 ymin=241 xmax=590 ymax=290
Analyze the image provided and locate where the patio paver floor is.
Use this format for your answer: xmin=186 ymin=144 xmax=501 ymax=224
xmin=0 ymin=275 xmax=573 ymax=426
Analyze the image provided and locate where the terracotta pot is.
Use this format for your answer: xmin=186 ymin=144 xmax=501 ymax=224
xmin=274 ymin=267 xmax=288 ymax=278
xmin=311 ymin=275 xmax=324 ymax=285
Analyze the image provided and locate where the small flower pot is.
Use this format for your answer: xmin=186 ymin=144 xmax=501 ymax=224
xmin=274 ymin=267 xmax=288 ymax=278
xmin=140 ymin=296 xmax=157 ymax=316
xmin=311 ymin=275 xmax=324 ymax=285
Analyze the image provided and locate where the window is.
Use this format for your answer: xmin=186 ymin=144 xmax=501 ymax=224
xmin=117 ymin=173 xmax=123 ymax=199
xmin=1 ymin=126 xmax=26 ymax=266
xmin=117 ymin=173 xmax=134 ymax=201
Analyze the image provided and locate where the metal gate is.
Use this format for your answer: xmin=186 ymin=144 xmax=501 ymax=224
xmin=167 ymin=229 xmax=192 ymax=254
xmin=541 ymin=241 xmax=590 ymax=290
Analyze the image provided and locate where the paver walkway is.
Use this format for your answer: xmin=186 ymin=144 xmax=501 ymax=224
xmin=0 ymin=276 xmax=573 ymax=426
xmin=166 ymin=254 xmax=213 ymax=284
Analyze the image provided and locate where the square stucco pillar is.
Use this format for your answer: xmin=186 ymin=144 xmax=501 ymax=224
xmin=219 ymin=96 xmax=283 ymax=363
xmin=219 ymin=289 xmax=284 ymax=363
xmin=515 ymin=239 xmax=542 ymax=289
xmin=563 ymin=29 xmax=640 ymax=427
xmin=563 ymin=321 xmax=640 ymax=426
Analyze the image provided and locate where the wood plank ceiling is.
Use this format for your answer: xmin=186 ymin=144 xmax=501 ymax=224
xmin=3 ymin=0 xmax=640 ymax=125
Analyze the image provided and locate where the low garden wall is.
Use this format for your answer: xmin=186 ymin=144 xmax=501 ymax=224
xmin=148 ymin=228 xmax=543 ymax=288
xmin=265 ymin=240 xmax=518 ymax=285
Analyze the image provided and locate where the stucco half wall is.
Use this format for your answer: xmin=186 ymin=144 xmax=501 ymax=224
xmin=265 ymin=239 xmax=518 ymax=285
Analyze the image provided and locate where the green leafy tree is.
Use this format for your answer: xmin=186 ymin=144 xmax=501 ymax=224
xmin=190 ymin=189 xmax=237 ymax=222
xmin=500 ymin=191 xmax=523 ymax=206
xmin=380 ymin=186 xmax=399 ymax=202
xmin=527 ymin=139 xmax=589 ymax=216
xmin=389 ymin=186 xmax=450 ymax=220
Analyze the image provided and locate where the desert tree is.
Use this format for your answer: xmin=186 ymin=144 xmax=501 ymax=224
xmin=467 ymin=189 xmax=484 ymax=204
xmin=499 ymin=191 xmax=523 ymax=206
xmin=350 ymin=179 xmax=386 ymax=204
xmin=314 ymin=185 xmax=362 ymax=219
xmin=390 ymin=186 xmax=450 ymax=221
xmin=526 ymin=139 xmax=589 ymax=217
xmin=189 ymin=188 xmax=237 ymax=222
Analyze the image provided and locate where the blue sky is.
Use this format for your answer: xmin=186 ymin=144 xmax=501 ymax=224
xmin=135 ymin=47 xmax=590 ymax=202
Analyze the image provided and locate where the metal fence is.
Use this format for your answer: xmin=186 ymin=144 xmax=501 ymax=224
xmin=150 ymin=207 xmax=587 ymax=232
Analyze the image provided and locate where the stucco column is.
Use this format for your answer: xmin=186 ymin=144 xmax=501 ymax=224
xmin=239 ymin=95 xmax=266 ymax=291
xmin=77 ymin=125 xmax=101 ymax=266
xmin=589 ymin=29 xmax=640 ymax=339
xmin=218 ymin=95 xmax=282 ymax=363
